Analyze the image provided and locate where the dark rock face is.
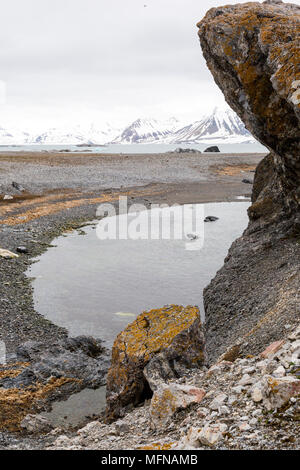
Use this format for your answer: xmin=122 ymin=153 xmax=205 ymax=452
xmin=1 ymin=336 xmax=109 ymax=394
xmin=198 ymin=1 xmax=300 ymax=225
xmin=0 ymin=336 xmax=110 ymax=431
xmin=198 ymin=2 xmax=300 ymax=362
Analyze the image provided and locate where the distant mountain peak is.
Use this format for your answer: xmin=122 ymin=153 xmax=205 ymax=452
xmin=0 ymin=107 xmax=255 ymax=145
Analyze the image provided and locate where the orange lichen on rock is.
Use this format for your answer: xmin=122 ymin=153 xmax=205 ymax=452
xmin=105 ymin=305 xmax=205 ymax=422
xmin=138 ymin=442 xmax=175 ymax=450
xmin=198 ymin=1 xmax=300 ymax=221
xmin=0 ymin=376 xmax=77 ymax=432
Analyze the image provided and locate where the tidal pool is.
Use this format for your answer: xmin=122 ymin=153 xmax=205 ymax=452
xmin=28 ymin=201 xmax=250 ymax=347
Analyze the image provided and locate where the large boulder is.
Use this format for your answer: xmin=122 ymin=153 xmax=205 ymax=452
xmin=198 ymin=1 xmax=300 ymax=224
xmin=105 ymin=305 xmax=205 ymax=422
xmin=198 ymin=1 xmax=300 ymax=363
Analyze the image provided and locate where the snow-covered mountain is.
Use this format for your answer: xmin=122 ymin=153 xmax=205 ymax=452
xmin=0 ymin=126 xmax=31 ymax=145
xmin=32 ymin=123 xmax=121 ymax=145
xmin=169 ymin=107 xmax=253 ymax=144
xmin=111 ymin=117 xmax=181 ymax=144
xmin=0 ymin=107 xmax=255 ymax=145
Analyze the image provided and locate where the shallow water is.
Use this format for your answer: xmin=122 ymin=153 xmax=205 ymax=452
xmin=40 ymin=387 xmax=106 ymax=428
xmin=28 ymin=201 xmax=250 ymax=347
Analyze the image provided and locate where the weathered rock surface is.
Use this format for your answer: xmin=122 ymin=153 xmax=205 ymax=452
xmin=198 ymin=1 xmax=300 ymax=219
xmin=198 ymin=1 xmax=300 ymax=363
xmin=20 ymin=414 xmax=53 ymax=434
xmin=149 ymin=383 xmax=206 ymax=428
xmin=0 ymin=336 xmax=109 ymax=431
xmin=44 ymin=326 xmax=299 ymax=451
xmin=252 ymin=375 xmax=300 ymax=410
xmin=105 ymin=305 xmax=205 ymax=422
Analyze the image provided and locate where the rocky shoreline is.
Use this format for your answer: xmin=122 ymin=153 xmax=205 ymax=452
xmin=1 ymin=324 xmax=299 ymax=450
xmin=0 ymin=156 xmax=261 ymax=449
xmin=0 ymin=0 xmax=299 ymax=452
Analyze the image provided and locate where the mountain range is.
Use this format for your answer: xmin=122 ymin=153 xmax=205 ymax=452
xmin=0 ymin=107 xmax=255 ymax=146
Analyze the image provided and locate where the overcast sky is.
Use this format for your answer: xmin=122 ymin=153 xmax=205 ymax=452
xmin=0 ymin=0 xmax=296 ymax=131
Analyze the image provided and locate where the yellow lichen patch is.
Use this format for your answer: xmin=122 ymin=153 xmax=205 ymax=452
xmin=0 ymin=377 xmax=79 ymax=432
xmin=0 ymin=369 xmax=22 ymax=380
xmin=114 ymin=305 xmax=201 ymax=361
xmin=138 ymin=442 xmax=175 ymax=450
xmin=106 ymin=305 xmax=204 ymax=421
xmin=198 ymin=2 xmax=300 ymax=136
xmin=212 ymin=163 xmax=257 ymax=176
xmin=0 ymin=362 xmax=30 ymax=380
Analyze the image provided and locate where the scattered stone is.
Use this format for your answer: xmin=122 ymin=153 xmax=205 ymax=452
xmin=150 ymin=383 xmax=206 ymax=428
xmin=238 ymin=374 xmax=256 ymax=386
xmin=198 ymin=423 xmax=227 ymax=447
xmin=0 ymin=248 xmax=19 ymax=259
xmin=3 ymin=194 xmax=13 ymax=200
xmin=251 ymin=387 xmax=263 ymax=403
xmin=209 ymin=393 xmax=227 ymax=410
xmin=259 ymin=375 xmax=300 ymax=410
xmin=114 ymin=421 xmax=130 ymax=435
xmin=261 ymin=340 xmax=285 ymax=358
xmin=12 ymin=181 xmax=25 ymax=192
xmin=273 ymin=365 xmax=286 ymax=378
xmin=20 ymin=414 xmax=53 ymax=434
xmin=239 ymin=422 xmax=251 ymax=432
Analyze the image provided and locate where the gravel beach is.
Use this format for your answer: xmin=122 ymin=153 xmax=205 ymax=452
xmin=0 ymin=150 xmax=265 ymax=354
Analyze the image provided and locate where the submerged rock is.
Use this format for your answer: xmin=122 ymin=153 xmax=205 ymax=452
xmin=204 ymin=216 xmax=219 ymax=222
xmin=105 ymin=305 xmax=205 ymax=422
xmin=242 ymin=179 xmax=253 ymax=185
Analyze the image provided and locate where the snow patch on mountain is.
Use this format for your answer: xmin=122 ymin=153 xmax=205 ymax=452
xmin=111 ymin=117 xmax=181 ymax=144
xmin=0 ymin=107 xmax=256 ymax=145
xmin=169 ymin=107 xmax=254 ymax=144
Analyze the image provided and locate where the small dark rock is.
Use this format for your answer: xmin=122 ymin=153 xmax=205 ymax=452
xmin=242 ymin=179 xmax=254 ymax=184
xmin=174 ymin=148 xmax=201 ymax=154
xmin=204 ymin=146 xmax=220 ymax=153
xmin=17 ymin=246 xmax=28 ymax=254
xmin=204 ymin=216 xmax=219 ymax=222
xmin=12 ymin=181 xmax=25 ymax=192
